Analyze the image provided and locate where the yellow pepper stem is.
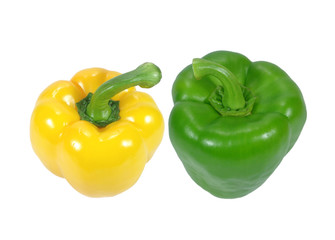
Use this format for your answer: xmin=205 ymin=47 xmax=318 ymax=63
xmin=79 ymin=63 xmax=161 ymax=127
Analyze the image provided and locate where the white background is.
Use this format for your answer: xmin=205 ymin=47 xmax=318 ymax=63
xmin=1 ymin=0 xmax=334 ymax=239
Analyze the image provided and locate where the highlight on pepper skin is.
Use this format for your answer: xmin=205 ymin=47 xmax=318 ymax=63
xmin=30 ymin=64 xmax=164 ymax=197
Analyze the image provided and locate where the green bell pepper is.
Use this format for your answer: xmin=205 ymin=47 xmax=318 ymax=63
xmin=169 ymin=51 xmax=307 ymax=198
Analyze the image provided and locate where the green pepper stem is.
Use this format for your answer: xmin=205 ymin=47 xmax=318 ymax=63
xmin=86 ymin=62 xmax=161 ymax=122
xmin=192 ymin=58 xmax=245 ymax=110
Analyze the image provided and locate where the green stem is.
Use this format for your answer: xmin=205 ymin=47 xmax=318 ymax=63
xmin=86 ymin=62 xmax=161 ymax=122
xmin=192 ymin=58 xmax=245 ymax=110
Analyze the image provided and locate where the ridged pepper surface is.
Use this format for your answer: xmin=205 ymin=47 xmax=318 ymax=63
xmin=31 ymin=63 xmax=164 ymax=197
xmin=169 ymin=51 xmax=306 ymax=198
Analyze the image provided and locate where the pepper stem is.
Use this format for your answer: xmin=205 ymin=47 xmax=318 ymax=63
xmin=192 ymin=58 xmax=256 ymax=117
xmin=192 ymin=58 xmax=246 ymax=110
xmin=86 ymin=62 xmax=161 ymax=123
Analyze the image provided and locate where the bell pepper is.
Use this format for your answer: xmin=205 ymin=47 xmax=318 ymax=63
xmin=169 ymin=51 xmax=307 ymax=198
xmin=30 ymin=63 xmax=164 ymax=197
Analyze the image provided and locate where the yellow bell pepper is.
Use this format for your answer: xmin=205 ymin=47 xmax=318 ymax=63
xmin=30 ymin=63 xmax=164 ymax=197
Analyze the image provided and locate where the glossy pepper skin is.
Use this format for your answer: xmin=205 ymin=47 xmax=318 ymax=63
xmin=31 ymin=64 xmax=164 ymax=197
xmin=169 ymin=51 xmax=306 ymax=198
